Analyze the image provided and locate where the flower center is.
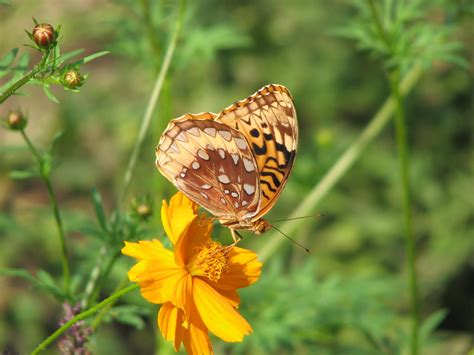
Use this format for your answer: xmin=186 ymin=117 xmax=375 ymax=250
xmin=187 ymin=241 xmax=229 ymax=282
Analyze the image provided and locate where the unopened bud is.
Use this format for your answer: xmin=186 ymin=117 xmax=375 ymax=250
xmin=130 ymin=196 xmax=154 ymax=221
xmin=137 ymin=204 xmax=152 ymax=219
xmin=6 ymin=111 xmax=27 ymax=131
xmin=32 ymin=23 xmax=56 ymax=50
xmin=62 ymin=70 xmax=84 ymax=89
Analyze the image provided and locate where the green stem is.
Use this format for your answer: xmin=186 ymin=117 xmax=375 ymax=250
xmin=139 ymin=0 xmax=162 ymax=62
xmin=389 ymin=69 xmax=419 ymax=355
xmin=0 ymin=49 xmax=51 ymax=104
xmin=118 ymin=0 xmax=187 ymax=206
xmin=258 ymin=64 xmax=423 ymax=262
xmin=365 ymin=2 xmax=420 ymax=353
xmin=31 ymin=284 xmax=139 ymax=354
xmin=20 ymin=129 xmax=70 ymax=296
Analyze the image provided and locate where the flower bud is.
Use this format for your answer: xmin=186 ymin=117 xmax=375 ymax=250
xmin=136 ymin=204 xmax=153 ymax=219
xmin=62 ymin=70 xmax=84 ymax=90
xmin=6 ymin=111 xmax=27 ymax=131
xmin=32 ymin=23 xmax=56 ymax=50
xmin=130 ymin=196 xmax=154 ymax=221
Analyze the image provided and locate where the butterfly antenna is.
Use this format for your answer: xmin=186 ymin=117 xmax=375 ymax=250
xmin=270 ymin=213 xmax=326 ymax=223
xmin=271 ymin=225 xmax=310 ymax=253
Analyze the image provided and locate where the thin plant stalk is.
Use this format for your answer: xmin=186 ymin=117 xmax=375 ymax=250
xmin=258 ymin=64 xmax=423 ymax=262
xmin=31 ymin=284 xmax=139 ymax=354
xmin=20 ymin=129 xmax=70 ymax=296
xmin=366 ymin=2 xmax=420 ymax=353
xmin=390 ymin=69 xmax=419 ymax=355
xmin=118 ymin=0 xmax=187 ymax=207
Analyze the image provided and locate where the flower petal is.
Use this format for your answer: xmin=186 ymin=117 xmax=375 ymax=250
xmin=128 ymin=261 xmax=183 ymax=304
xmin=182 ymin=303 xmax=213 ymax=355
xmin=210 ymin=246 xmax=262 ymax=291
xmin=215 ymin=288 xmax=241 ymax=308
xmin=193 ymin=278 xmax=252 ymax=342
xmin=174 ymin=216 xmax=213 ymax=266
xmin=161 ymin=192 xmax=198 ymax=245
xmin=122 ymin=240 xmax=184 ymax=304
xmin=158 ymin=302 xmax=185 ymax=352
xmin=122 ymin=240 xmax=172 ymax=261
xmin=161 ymin=271 xmax=193 ymax=324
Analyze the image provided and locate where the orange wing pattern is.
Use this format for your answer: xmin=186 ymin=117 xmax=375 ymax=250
xmin=217 ymin=84 xmax=298 ymax=221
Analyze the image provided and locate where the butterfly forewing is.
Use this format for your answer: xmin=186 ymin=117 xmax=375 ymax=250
xmin=156 ymin=114 xmax=261 ymax=223
xmin=216 ymin=84 xmax=298 ymax=220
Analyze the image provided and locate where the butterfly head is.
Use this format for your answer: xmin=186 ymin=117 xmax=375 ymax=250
xmin=252 ymin=218 xmax=272 ymax=235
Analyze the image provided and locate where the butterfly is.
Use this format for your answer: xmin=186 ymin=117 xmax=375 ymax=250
xmin=155 ymin=84 xmax=298 ymax=243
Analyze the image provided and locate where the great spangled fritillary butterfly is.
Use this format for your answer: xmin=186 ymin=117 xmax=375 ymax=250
xmin=155 ymin=84 xmax=298 ymax=242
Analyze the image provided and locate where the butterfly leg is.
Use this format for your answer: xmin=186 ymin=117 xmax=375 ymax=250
xmin=230 ymin=229 xmax=243 ymax=246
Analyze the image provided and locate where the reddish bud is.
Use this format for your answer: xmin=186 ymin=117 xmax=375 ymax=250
xmin=32 ymin=23 xmax=56 ymax=49
xmin=6 ymin=111 xmax=28 ymax=130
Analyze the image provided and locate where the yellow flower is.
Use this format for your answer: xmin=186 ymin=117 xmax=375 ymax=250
xmin=122 ymin=192 xmax=262 ymax=354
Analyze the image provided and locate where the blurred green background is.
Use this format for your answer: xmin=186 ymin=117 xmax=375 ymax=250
xmin=0 ymin=0 xmax=472 ymax=354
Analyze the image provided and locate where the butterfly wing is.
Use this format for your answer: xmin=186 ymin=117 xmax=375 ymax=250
xmin=216 ymin=84 xmax=298 ymax=220
xmin=156 ymin=113 xmax=261 ymax=223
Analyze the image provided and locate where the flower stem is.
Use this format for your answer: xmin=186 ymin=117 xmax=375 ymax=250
xmin=389 ymin=69 xmax=419 ymax=355
xmin=0 ymin=49 xmax=51 ymax=104
xmin=20 ymin=129 xmax=70 ymax=296
xmin=118 ymin=0 xmax=187 ymax=206
xmin=31 ymin=284 xmax=139 ymax=354
xmin=258 ymin=64 xmax=423 ymax=261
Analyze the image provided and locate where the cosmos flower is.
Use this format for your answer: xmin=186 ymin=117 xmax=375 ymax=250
xmin=122 ymin=192 xmax=262 ymax=354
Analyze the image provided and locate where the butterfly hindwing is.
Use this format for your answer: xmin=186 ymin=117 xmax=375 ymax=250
xmin=156 ymin=114 xmax=261 ymax=223
xmin=216 ymin=84 xmax=298 ymax=220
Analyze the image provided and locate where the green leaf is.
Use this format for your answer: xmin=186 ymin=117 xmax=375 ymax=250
xmin=114 ymin=311 xmax=145 ymax=329
xmin=71 ymin=50 xmax=109 ymax=66
xmin=36 ymin=269 xmax=65 ymax=299
xmin=9 ymin=170 xmax=38 ymax=179
xmin=13 ymin=52 xmax=29 ymax=75
xmin=0 ymin=268 xmax=65 ymax=300
xmin=49 ymin=130 xmax=64 ymax=154
xmin=0 ymin=53 xmax=30 ymax=93
xmin=53 ymin=48 xmax=84 ymax=67
xmin=420 ymin=309 xmax=448 ymax=342
xmin=0 ymin=268 xmax=37 ymax=284
xmin=109 ymin=305 xmax=149 ymax=329
xmin=43 ymin=84 xmax=59 ymax=103
xmin=0 ymin=48 xmax=18 ymax=78
xmin=92 ymin=188 xmax=110 ymax=233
